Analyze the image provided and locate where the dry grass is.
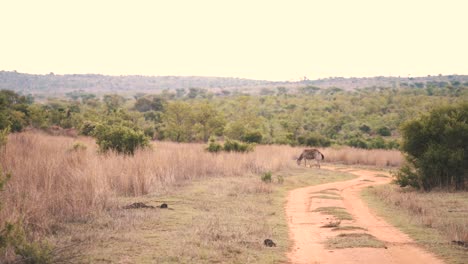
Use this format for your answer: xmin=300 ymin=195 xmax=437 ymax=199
xmin=64 ymin=167 xmax=356 ymax=263
xmin=321 ymin=146 xmax=402 ymax=167
xmin=0 ymin=131 xmax=299 ymax=260
xmin=368 ymin=185 xmax=468 ymax=243
xmin=363 ymin=185 xmax=468 ymax=263
xmin=0 ymin=131 xmax=399 ymax=261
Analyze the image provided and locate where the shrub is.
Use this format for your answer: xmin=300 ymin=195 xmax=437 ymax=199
xmin=261 ymin=172 xmax=272 ymax=183
xmin=368 ymin=137 xmax=386 ymax=149
xmin=94 ymin=124 xmax=150 ymax=155
xmin=80 ymin=121 xmax=97 ymax=136
xmin=396 ymin=103 xmax=468 ymax=190
xmin=377 ymin=126 xmax=391 ymax=136
xmin=206 ymin=137 xmax=223 ymax=153
xmin=297 ymin=133 xmax=331 ymax=147
xmin=242 ymin=131 xmax=263 ymax=143
xmin=223 ymin=138 xmax=253 ymax=153
xmin=359 ymin=124 xmax=371 ymax=133
xmin=346 ymin=137 xmax=368 ymax=149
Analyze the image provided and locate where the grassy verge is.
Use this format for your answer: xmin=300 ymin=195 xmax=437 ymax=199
xmin=362 ymin=185 xmax=468 ymax=264
xmin=63 ymin=167 xmax=355 ymax=263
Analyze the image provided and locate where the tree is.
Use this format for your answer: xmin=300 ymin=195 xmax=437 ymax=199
xmin=192 ymin=102 xmax=225 ymax=142
xmin=103 ymin=94 xmax=126 ymax=113
xmin=162 ymin=101 xmax=194 ymax=142
xmin=396 ymin=103 xmax=468 ymax=190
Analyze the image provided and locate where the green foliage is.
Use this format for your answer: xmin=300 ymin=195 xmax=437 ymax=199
xmin=397 ymin=103 xmax=468 ymax=190
xmin=0 ymin=222 xmax=53 ymax=264
xmin=346 ymin=137 xmax=368 ymax=149
xmin=377 ymin=126 xmax=391 ymax=136
xmin=261 ymin=171 xmax=272 ymax=183
xmin=223 ymin=138 xmax=254 ymax=152
xmin=297 ymin=133 xmax=331 ymax=147
xmin=242 ymin=131 xmax=263 ymax=143
xmin=359 ymin=124 xmax=371 ymax=133
xmin=134 ymin=96 xmax=166 ymax=112
xmin=206 ymin=137 xmax=223 ymax=153
xmin=103 ymin=94 xmax=126 ymax=113
xmin=0 ymin=90 xmax=31 ymax=132
xmin=80 ymin=121 xmax=98 ymax=136
xmin=162 ymin=101 xmax=193 ymax=142
xmin=94 ymin=124 xmax=150 ymax=155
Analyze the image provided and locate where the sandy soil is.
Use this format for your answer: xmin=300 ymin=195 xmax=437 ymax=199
xmin=286 ymin=166 xmax=445 ymax=264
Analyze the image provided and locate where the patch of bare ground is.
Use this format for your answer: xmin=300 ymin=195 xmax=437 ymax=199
xmin=363 ymin=184 xmax=468 ymax=264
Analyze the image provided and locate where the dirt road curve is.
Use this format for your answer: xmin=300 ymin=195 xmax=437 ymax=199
xmin=286 ymin=166 xmax=444 ymax=264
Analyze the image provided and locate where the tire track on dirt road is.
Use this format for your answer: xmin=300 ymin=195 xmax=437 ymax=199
xmin=286 ymin=166 xmax=444 ymax=264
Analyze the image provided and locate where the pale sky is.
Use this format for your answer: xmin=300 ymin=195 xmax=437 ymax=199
xmin=0 ymin=0 xmax=467 ymax=81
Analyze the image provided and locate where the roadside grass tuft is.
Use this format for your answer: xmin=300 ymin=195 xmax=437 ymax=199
xmin=331 ymin=226 xmax=368 ymax=231
xmin=312 ymin=207 xmax=353 ymax=220
xmin=311 ymin=195 xmax=342 ymax=200
xmin=326 ymin=233 xmax=386 ymax=249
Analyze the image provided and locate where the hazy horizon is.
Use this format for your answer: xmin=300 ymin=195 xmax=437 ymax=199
xmin=1 ymin=0 xmax=467 ymax=81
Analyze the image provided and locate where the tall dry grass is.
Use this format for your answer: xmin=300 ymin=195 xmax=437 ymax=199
xmin=370 ymin=185 xmax=468 ymax=245
xmin=0 ymin=132 xmax=403 ymax=240
xmin=320 ymin=146 xmax=402 ymax=167
xmin=0 ymin=132 xmax=296 ymax=238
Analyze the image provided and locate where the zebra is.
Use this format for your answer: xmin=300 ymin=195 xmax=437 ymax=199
xmin=296 ymin=149 xmax=325 ymax=168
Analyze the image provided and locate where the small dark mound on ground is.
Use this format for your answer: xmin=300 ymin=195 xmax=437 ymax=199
xmin=451 ymin=240 xmax=467 ymax=247
xmin=123 ymin=202 xmax=155 ymax=209
xmin=264 ymin=239 xmax=276 ymax=247
xmin=160 ymin=203 xmax=168 ymax=209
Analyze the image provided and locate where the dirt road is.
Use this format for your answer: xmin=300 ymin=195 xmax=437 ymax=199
xmin=286 ymin=166 xmax=444 ymax=264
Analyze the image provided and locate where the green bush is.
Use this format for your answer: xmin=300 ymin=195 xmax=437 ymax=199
xmin=346 ymin=137 xmax=368 ymax=149
xmin=94 ymin=124 xmax=150 ymax=155
xmin=377 ymin=126 xmax=391 ymax=136
xmin=261 ymin=172 xmax=272 ymax=183
xmin=206 ymin=137 xmax=223 ymax=153
xmin=297 ymin=133 xmax=331 ymax=147
xmin=396 ymin=103 xmax=468 ymax=190
xmin=0 ymin=223 xmax=53 ymax=264
xmin=223 ymin=138 xmax=253 ymax=152
xmin=368 ymin=137 xmax=386 ymax=149
xmin=242 ymin=131 xmax=263 ymax=143
xmin=80 ymin=121 xmax=97 ymax=136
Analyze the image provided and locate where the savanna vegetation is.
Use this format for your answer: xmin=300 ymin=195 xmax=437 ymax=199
xmin=0 ymin=80 xmax=466 ymax=152
xmin=0 ymin=77 xmax=466 ymax=262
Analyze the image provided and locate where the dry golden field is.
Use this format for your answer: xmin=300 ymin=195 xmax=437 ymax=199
xmin=0 ymin=132 xmax=403 ymax=262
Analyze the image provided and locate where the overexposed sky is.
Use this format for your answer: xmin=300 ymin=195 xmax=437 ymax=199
xmin=0 ymin=0 xmax=467 ymax=81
